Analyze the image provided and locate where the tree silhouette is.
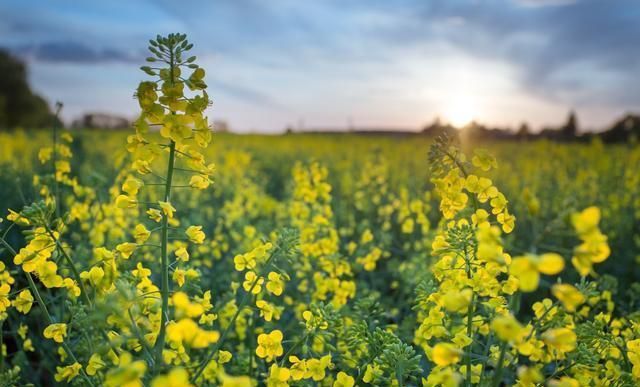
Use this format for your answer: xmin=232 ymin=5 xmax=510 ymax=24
xmin=561 ymin=110 xmax=578 ymax=138
xmin=0 ymin=49 xmax=60 ymax=129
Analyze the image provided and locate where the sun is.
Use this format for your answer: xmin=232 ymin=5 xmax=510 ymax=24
xmin=443 ymin=96 xmax=477 ymax=128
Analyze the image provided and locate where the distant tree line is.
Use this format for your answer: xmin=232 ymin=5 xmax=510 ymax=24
xmin=0 ymin=49 xmax=61 ymax=129
xmin=296 ymin=113 xmax=639 ymax=143
xmin=420 ymin=111 xmax=639 ymax=143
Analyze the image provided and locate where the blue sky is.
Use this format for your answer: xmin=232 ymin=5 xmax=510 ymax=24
xmin=1 ymin=0 xmax=639 ymax=132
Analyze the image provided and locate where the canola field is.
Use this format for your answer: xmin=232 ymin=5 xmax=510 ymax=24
xmin=0 ymin=34 xmax=640 ymax=386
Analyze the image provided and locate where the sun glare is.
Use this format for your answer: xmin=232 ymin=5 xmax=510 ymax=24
xmin=444 ymin=96 xmax=477 ymax=128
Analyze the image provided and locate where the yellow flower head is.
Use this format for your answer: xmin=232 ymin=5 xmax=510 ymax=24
xmin=175 ymin=246 xmax=190 ymax=262
xmin=116 ymin=242 xmax=137 ymax=259
xmin=509 ymin=253 xmax=564 ymax=292
xmin=189 ymin=175 xmax=211 ymax=190
xmin=548 ymin=376 xmax=581 ymax=387
xmin=186 ymin=225 xmax=205 ymax=244
xmin=304 ymin=355 xmax=332 ymax=381
xmin=44 ymin=323 xmax=67 ymax=343
xmin=54 ymin=362 xmax=82 ymax=383
xmin=288 ymin=356 xmax=308 ymax=381
xmin=122 ymin=177 xmax=144 ymax=196
xmin=234 ymin=253 xmax=256 ymax=272
xmin=13 ymin=289 xmax=34 ymax=314
xmin=133 ymin=224 xmax=151 ymax=244
xmin=541 ymin=327 xmax=577 ymax=355
xmin=7 ymin=209 xmax=30 ymax=226
xmin=147 ymin=208 xmax=163 ymax=222
xmin=256 ymin=330 xmax=284 ymax=361
xmin=86 ymin=353 xmax=106 ymax=376
xmin=256 ymin=300 xmax=280 ymax=322
xmin=266 ymin=271 xmax=285 ymax=296
xmin=333 ymin=371 xmax=355 ymax=387
xmin=158 ymin=201 xmax=176 ymax=219
xmin=551 ymin=284 xmax=585 ymax=313
xmin=491 ymin=314 xmax=525 ymax=342
xmin=151 ymin=368 xmax=193 ymax=387
xmin=266 ymin=364 xmax=290 ymax=387
xmin=472 ymin=149 xmax=497 ymax=171
xmin=104 ymin=352 xmax=147 ymax=387
xmin=166 ymin=318 xmax=219 ymax=348
xmin=220 ymin=374 xmax=253 ymax=387
xmin=243 ymin=271 xmax=264 ymax=294
xmin=441 ymin=288 xmax=472 ymax=313
xmin=431 ymin=342 xmax=463 ymax=366
xmin=571 ymin=206 xmax=600 ymax=237
xmin=116 ymin=194 xmax=137 ymax=209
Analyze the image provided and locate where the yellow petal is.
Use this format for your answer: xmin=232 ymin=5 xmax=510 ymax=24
xmin=538 ymin=253 xmax=564 ymax=275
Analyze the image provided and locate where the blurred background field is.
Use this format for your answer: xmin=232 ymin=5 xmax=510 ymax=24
xmin=2 ymin=129 xmax=638 ymax=300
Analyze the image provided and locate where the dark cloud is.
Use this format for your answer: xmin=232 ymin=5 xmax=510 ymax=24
xmin=12 ymin=41 xmax=142 ymax=64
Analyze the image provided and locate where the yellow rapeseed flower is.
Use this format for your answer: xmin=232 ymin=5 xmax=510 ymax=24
xmin=305 ymin=355 xmax=332 ymax=381
xmin=266 ymin=271 xmax=285 ymax=296
xmin=491 ymin=314 xmax=525 ymax=342
xmin=12 ymin=289 xmax=33 ymax=314
xmin=288 ymin=356 xmax=308 ymax=380
xmin=54 ymin=362 xmax=81 ymax=383
xmin=266 ymin=364 xmax=290 ymax=387
xmin=122 ymin=177 xmax=144 ymax=196
xmin=552 ymin=284 xmax=585 ymax=312
xmin=256 ymin=330 xmax=284 ymax=361
xmin=43 ymin=323 xmax=67 ymax=343
xmin=186 ymin=225 xmax=205 ymax=244
xmin=151 ymin=368 xmax=193 ymax=387
xmin=116 ymin=242 xmax=137 ymax=259
xmin=104 ymin=352 xmax=147 ymax=387
xmin=0 ymin=284 xmax=11 ymax=312
xmin=441 ymin=288 xmax=472 ymax=313
xmin=116 ymin=194 xmax=137 ymax=209
xmin=333 ymin=371 xmax=355 ymax=387
xmin=175 ymin=246 xmax=189 ymax=262
xmin=243 ymin=271 xmax=264 ymax=294
xmin=158 ymin=201 xmax=176 ymax=219
xmin=509 ymin=253 xmax=564 ymax=292
xmin=541 ymin=328 xmax=577 ymax=355
xmin=431 ymin=342 xmax=463 ymax=366
xmin=86 ymin=353 xmax=105 ymax=376
xmin=189 ymin=175 xmax=211 ymax=190
xmin=133 ymin=224 xmax=151 ymax=244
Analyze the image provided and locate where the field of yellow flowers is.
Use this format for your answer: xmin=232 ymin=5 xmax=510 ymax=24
xmin=0 ymin=34 xmax=639 ymax=386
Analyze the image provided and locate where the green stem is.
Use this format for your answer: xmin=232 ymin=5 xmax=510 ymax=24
xmin=128 ymin=308 xmax=156 ymax=367
xmin=248 ymin=306 xmax=256 ymax=378
xmin=153 ymin=43 xmax=179 ymax=366
xmin=52 ymin=103 xmax=62 ymax=219
xmin=492 ymin=341 xmax=507 ymax=387
xmin=462 ymin=240 xmax=475 ymax=387
xmin=153 ymin=140 xmax=176 ymax=365
xmin=279 ymin=333 xmax=307 ymax=367
xmin=477 ymin=331 xmax=494 ymax=386
xmin=465 ymin=293 xmax=474 ymax=386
